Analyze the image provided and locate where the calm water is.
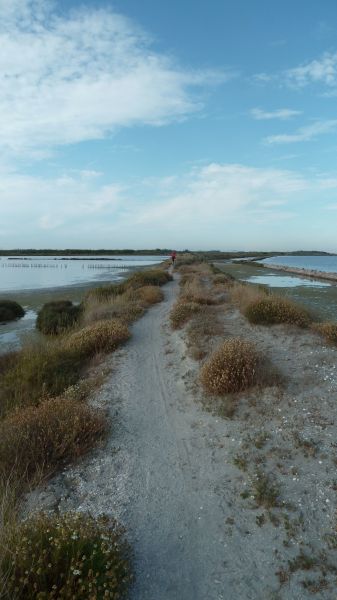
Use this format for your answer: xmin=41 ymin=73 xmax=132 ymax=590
xmin=216 ymin=259 xmax=337 ymax=321
xmin=0 ymin=255 xmax=167 ymax=292
xmin=0 ymin=255 xmax=167 ymax=354
xmin=261 ymin=255 xmax=337 ymax=273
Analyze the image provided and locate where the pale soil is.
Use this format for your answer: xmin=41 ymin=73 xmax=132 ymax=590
xmin=25 ymin=275 xmax=337 ymax=599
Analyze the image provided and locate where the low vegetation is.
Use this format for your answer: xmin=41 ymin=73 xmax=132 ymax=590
xmin=137 ymin=285 xmax=164 ymax=306
xmin=0 ymin=511 xmax=131 ymax=599
xmin=186 ymin=309 xmax=223 ymax=360
xmin=170 ymin=300 xmax=202 ymax=329
xmin=0 ymin=342 xmax=84 ymax=416
xmin=245 ymin=296 xmax=312 ymax=327
xmin=0 ymin=300 xmax=25 ymax=323
xmin=200 ymin=338 xmax=259 ymax=395
xmin=0 ymin=396 xmax=107 ymax=483
xmin=181 ymin=275 xmax=215 ymax=305
xmin=314 ymin=321 xmax=337 ymax=345
xmin=126 ymin=268 xmax=172 ymax=288
xmin=36 ymin=300 xmax=82 ymax=335
xmin=64 ymin=319 xmax=130 ymax=358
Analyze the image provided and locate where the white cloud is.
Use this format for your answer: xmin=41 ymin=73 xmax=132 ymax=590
xmin=265 ymin=119 xmax=337 ymax=145
xmin=1 ymin=162 xmax=337 ymax=249
xmin=133 ymin=163 xmax=307 ymax=227
xmin=0 ymin=0 xmax=223 ymax=156
xmin=286 ymin=52 xmax=337 ymax=87
xmin=251 ymin=108 xmax=301 ymax=120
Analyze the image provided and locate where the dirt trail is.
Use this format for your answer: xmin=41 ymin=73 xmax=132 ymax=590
xmin=111 ymin=276 xmax=233 ymax=599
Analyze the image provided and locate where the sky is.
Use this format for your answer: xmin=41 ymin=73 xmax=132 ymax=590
xmin=1 ymin=0 xmax=337 ymax=251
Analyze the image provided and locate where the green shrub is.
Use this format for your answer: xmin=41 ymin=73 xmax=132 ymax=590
xmin=65 ymin=319 xmax=130 ymax=358
xmin=0 ymin=300 xmax=25 ymax=323
xmin=170 ymin=300 xmax=202 ymax=329
xmin=245 ymin=296 xmax=311 ymax=327
xmin=0 ymin=397 xmax=107 ymax=483
xmin=0 ymin=343 xmax=84 ymax=416
xmin=200 ymin=338 xmax=259 ymax=395
xmin=36 ymin=300 xmax=82 ymax=335
xmin=1 ymin=512 xmax=131 ymax=599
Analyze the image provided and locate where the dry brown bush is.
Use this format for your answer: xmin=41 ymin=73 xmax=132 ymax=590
xmin=137 ymin=285 xmax=164 ymax=306
xmin=170 ymin=300 xmax=202 ymax=329
xmin=313 ymin=322 xmax=337 ymax=344
xmin=200 ymin=338 xmax=259 ymax=395
xmin=0 ymin=397 xmax=107 ymax=483
xmin=245 ymin=296 xmax=311 ymax=327
xmin=65 ymin=319 xmax=130 ymax=357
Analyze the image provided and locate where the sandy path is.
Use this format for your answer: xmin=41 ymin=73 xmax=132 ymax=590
xmin=109 ymin=276 xmax=235 ymax=599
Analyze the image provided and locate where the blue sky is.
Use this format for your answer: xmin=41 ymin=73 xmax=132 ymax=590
xmin=1 ymin=0 xmax=337 ymax=251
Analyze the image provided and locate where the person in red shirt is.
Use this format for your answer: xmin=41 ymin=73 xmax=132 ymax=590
xmin=170 ymin=250 xmax=177 ymax=266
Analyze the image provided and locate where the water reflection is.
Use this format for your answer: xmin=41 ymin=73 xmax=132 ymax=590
xmin=246 ymin=275 xmax=331 ymax=288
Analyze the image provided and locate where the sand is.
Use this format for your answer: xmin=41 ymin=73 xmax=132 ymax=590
xmin=24 ymin=274 xmax=337 ymax=599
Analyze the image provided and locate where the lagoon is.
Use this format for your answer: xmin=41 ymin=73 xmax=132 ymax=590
xmin=0 ymin=254 xmax=167 ymax=354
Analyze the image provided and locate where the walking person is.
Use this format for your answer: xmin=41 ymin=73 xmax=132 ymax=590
xmin=170 ymin=250 xmax=177 ymax=268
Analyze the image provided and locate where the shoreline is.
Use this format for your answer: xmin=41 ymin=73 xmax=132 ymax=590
xmin=260 ymin=262 xmax=337 ymax=284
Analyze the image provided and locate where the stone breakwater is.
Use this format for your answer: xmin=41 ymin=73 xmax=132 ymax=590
xmin=263 ymin=263 xmax=337 ymax=283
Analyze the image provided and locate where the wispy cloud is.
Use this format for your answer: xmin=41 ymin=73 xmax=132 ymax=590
xmin=265 ymin=119 xmax=337 ymax=145
xmin=1 ymin=161 xmax=337 ymax=248
xmin=0 ymin=0 xmax=224 ymax=157
xmin=251 ymin=108 xmax=301 ymax=120
xmin=286 ymin=51 xmax=337 ymax=88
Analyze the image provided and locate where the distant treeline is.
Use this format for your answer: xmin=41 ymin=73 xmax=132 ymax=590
xmin=0 ymin=249 xmax=173 ymax=256
xmin=0 ymin=249 xmax=334 ymax=258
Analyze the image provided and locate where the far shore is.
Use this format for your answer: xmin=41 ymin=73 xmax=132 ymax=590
xmin=260 ymin=262 xmax=337 ymax=283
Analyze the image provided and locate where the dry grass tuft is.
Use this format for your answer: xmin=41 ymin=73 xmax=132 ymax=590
xmin=1 ymin=511 xmax=131 ymax=599
xmin=245 ymin=296 xmax=311 ymax=327
xmin=170 ymin=300 xmax=202 ymax=329
xmin=0 ymin=397 xmax=107 ymax=483
xmin=181 ymin=276 xmax=215 ymax=305
xmin=313 ymin=322 xmax=337 ymax=345
xmin=83 ymin=295 xmax=143 ymax=326
xmin=126 ymin=269 xmax=172 ymax=289
xmin=137 ymin=285 xmax=164 ymax=306
xmin=200 ymin=338 xmax=259 ymax=395
xmin=230 ymin=282 xmax=264 ymax=312
xmin=186 ymin=310 xmax=223 ymax=360
xmin=65 ymin=319 xmax=130 ymax=357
